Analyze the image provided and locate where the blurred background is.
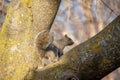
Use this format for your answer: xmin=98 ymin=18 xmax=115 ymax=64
xmin=0 ymin=0 xmax=120 ymax=80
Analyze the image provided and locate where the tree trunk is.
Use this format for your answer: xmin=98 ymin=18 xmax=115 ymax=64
xmin=0 ymin=0 xmax=60 ymax=80
xmin=29 ymin=15 xmax=120 ymax=80
xmin=0 ymin=0 xmax=120 ymax=80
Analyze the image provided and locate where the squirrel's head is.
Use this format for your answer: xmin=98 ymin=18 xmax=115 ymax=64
xmin=64 ymin=34 xmax=74 ymax=46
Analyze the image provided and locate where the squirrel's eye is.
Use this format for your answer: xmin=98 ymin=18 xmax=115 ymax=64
xmin=45 ymin=56 xmax=49 ymax=59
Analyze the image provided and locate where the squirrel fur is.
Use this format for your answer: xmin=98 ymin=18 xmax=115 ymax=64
xmin=35 ymin=30 xmax=74 ymax=67
xmin=44 ymin=34 xmax=74 ymax=66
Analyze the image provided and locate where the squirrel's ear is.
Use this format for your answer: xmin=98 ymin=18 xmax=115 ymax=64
xmin=64 ymin=34 xmax=68 ymax=38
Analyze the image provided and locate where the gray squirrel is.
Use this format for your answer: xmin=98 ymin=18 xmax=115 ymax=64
xmin=45 ymin=34 xmax=74 ymax=58
xmin=35 ymin=30 xmax=74 ymax=66
xmin=43 ymin=34 xmax=74 ymax=66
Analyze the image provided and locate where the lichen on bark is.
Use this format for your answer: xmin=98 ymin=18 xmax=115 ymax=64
xmin=29 ymin=15 xmax=120 ymax=80
xmin=0 ymin=0 xmax=120 ymax=80
xmin=0 ymin=0 xmax=60 ymax=80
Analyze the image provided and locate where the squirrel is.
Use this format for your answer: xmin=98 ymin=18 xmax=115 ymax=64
xmin=43 ymin=34 xmax=74 ymax=66
xmin=35 ymin=30 xmax=74 ymax=67
xmin=45 ymin=34 xmax=74 ymax=58
xmin=34 ymin=30 xmax=53 ymax=58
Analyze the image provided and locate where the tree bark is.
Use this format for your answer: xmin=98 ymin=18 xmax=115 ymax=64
xmin=0 ymin=0 xmax=120 ymax=80
xmin=0 ymin=0 xmax=60 ymax=80
xmin=29 ymin=15 xmax=120 ymax=80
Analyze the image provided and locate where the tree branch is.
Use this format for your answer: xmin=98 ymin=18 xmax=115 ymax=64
xmin=29 ymin=15 xmax=120 ymax=80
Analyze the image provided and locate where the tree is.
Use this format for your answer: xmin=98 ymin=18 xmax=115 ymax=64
xmin=0 ymin=0 xmax=120 ymax=80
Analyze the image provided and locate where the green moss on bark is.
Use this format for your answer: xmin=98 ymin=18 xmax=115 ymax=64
xmin=0 ymin=0 xmax=60 ymax=80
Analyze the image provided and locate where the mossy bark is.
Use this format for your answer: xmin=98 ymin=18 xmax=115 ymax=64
xmin=0 ymin=0 xmax=120 ymax=80
xmin=0 ymin=0 xmax=60 ymax=80
xmin=30 ymin=15 xmax=120 ymax=80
